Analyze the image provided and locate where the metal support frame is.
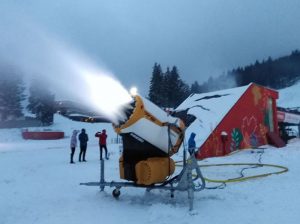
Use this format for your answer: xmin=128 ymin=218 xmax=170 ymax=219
xmin=81 ymin=153 xmax=205 ymax=211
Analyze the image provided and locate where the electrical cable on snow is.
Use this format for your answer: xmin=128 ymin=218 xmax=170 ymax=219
xmin=227 ymin=147 xmax=265 ymax=182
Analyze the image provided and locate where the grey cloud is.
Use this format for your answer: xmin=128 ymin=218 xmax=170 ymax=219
xmin=1 ymin=0 xmax=300 ymax=95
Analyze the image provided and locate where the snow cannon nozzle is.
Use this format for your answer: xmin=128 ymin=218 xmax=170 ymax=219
xmin=112 ymin=95 xmax=138 ymax=128
xmin=112 ymin=95 xmax=185 ymax=156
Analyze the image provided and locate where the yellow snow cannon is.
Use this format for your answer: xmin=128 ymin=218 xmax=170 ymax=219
xmin=80 ymin=94 xmax=206 ymax=211
xmin=113 ymin=95 xmax=185 ymax=185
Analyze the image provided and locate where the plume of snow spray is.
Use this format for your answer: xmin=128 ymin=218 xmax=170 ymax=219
xmin=0 ymin=14 xmax=133 ymax=122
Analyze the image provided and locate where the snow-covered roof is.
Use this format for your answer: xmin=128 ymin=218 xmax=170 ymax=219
xmin=176 ymin=84 xmax=251 ymax=148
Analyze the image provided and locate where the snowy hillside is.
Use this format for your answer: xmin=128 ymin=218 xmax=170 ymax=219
xmin=1 ymin=83 xmax=300 ymax=224
xmin=277 ymin=81 xmax=300 ymax=108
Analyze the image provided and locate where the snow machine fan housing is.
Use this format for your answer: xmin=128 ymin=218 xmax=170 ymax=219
xmin=113 ymin=95 xmax=185 ymax=185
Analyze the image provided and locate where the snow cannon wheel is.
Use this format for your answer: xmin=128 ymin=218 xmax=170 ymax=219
xmin=170 ymin=191 xmax=174 ymax=198
xmin=112 ymin=188 xmax=121 ymax=198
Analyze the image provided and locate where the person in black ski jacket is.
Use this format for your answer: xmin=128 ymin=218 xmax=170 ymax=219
xmin=78 ymin=128 xmax=89 ymax=162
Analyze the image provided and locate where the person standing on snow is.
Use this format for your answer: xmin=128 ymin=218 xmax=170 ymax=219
xmin=188 ymin=132 xmax=197 ymax=156
xmin=95 ymin=129 xmax=109 ymax=160
xmin=70 ymin=130 xmax=79 ymax=164
xmin=78 ymin=128 xmax=89 ymax=162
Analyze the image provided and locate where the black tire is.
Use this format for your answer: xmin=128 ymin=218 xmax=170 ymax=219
xmin=112 ymin=188 xmax=120 ymax=198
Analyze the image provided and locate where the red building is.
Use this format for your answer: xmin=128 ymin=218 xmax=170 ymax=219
xmin=176 ymin=83 xmax=283 ymax=159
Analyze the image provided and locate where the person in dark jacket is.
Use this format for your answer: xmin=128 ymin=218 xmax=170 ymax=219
xmin=188 ymin=132 xmax=197 ymax=156
xmin=78 ymin=128 xmax=89 ymax=162
xmin=95 ymin=129 xmax=108 ymax=160
xmin=70 ymin=130 xmax=79 ymax=164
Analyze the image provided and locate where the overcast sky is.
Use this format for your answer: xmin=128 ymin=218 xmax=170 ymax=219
xmin=1 ymin=0 xmax=300 ymax=96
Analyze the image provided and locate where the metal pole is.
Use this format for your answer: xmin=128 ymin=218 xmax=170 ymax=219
xmin=100 ymin=159 xmax=105 ymax=191
xmin=187 ymin=165 xmax=194 ymax=211
xmin=183 ymin=146 xmax=186 ymax=167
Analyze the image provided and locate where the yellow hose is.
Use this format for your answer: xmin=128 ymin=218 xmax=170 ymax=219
xmin=176 ymin=162 xmax=288 ymax=183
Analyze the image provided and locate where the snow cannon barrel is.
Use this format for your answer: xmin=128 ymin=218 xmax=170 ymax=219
xmin=113 ymin=95 xmax=185 ymax=156
xmin=113 ymin=95 xmax=185 ymax=185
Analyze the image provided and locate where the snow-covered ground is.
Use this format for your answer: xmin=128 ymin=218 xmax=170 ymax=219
xmin=277 ymin=81 xmax=300 ymax=108
xmin=1 ymin=83 xmax=300 ymax=224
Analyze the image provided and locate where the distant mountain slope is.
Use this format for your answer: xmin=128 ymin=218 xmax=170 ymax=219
xmin=277 ymin=81 xmax=300 ymax=108
xmin=197 ymin=50 xmax=300 ymax=93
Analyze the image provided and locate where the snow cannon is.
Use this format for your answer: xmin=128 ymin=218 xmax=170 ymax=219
xmin=80 ymin=94 xmax=206 ymax=210
xmin=113 ymin=95 xmax=185 ymax=185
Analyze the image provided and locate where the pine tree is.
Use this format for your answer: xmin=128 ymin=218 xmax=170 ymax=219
xmin=27 ymin=78 xmax=55 ymax=125
xmin=190 ymin=81 xmax=202 ymax=94
xmin=176 ymin=79 xmax=190 ymax=107
xmin=162 ymin=67 xmax=171 ymax=107
xmin=148 ymin=64 xmax=191 ymax=108
xmin=168 ymin=66 xmax=183 ymax=107
xmin=0 ymin=65 xmax=25 ymax=121
xmin=165 ymin=66 xmax=190 ymax=108
xmin=148 ymin=63 xmax=164 ymax=106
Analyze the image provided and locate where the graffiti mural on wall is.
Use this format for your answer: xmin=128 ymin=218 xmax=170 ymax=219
xmin=259 ymin=123 xmax=268 ymax=144
xmin=229 ymin=116 xmax=268 ymax=151
xmin=205 ymin=132 xmax=222 ymax=156
xmin=197 ymin=83 xmax=278 ymax=159
xmin=230 ymin=128 xmax=243 ymax=151
xmin=252 ymin=85 xmax=263 ymax=106
xmin=241 ymin=116 xmax=258 ymax=148
xmin=202 ymin=116 xmax=268 ymax=157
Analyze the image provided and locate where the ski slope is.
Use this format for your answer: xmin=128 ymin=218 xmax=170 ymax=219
xmin=1 ymin=83 xmax=300 ymax=224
